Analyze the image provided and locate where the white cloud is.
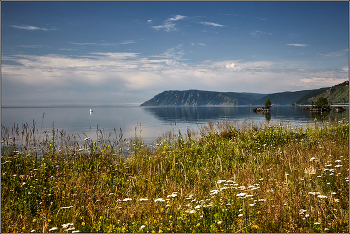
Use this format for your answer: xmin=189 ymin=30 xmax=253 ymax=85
xmin=2 ymin=52 xmax=348 ymax=106
xmin=287 ymin=44 xmax=309 ymax=47
xmin=317 ymin=49 xmax=348 ymax=57
xmin=168 ymin=15 xmax=187 ymax=21
xmin=12 ymin=25 xmax=50 ymax=31
xmin=250 ymin=30 xmax=273 ymax=37
xmin=151 ymin=15 xmax=187 ymax=32
xmin=148 ymin=20 xmax=152 ymax=23
xmin=69 ymin=40 xmax=136 ymax=47
xmin=200 ymin=21 xmax=225 ymax=27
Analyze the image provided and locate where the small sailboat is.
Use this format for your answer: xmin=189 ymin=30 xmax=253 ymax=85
xmin=90 ymin=108 xmax=93 ymax=112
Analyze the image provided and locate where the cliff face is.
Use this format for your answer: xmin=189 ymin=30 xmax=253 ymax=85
xmin=140 ymin=90 xmax=265 ymax=106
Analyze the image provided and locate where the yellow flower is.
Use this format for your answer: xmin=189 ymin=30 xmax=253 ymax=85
xmin=169 ymin=216 xmax=172 ymax=219
xmin=48 ymin=219 xmax=51 ymax=223
xmin=80 ymin=216 xmax=84 ymax=220
xmin=159 ymin=229 xmax=163 ymax=233
xmin=45 ymin=223 xmax=49 ymax=228
xmin=196 ymin=223 xmax=200 ymax=227
xmin=22 ymin=227 xmax=25 ymax=231
xmin=253 ymin=225 xmax=259 ymax=229
xmin=257 ymin=211 xmax=261 ymax=215
xmin=82 ymin=222 xmax=86 ymax=226
xmin=32 ymin=219 xmax=37 ymax=223
xmin=100 ymin=216 xmax=103 ymax=220
xmin=151 ymin=230 xmax=155 ymax=233
xmin=144 ymin=221 xmax=148 ymax=225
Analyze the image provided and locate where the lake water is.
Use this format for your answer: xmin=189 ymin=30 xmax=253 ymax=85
xmin=1 ymin=105 xmax=348 ymax=146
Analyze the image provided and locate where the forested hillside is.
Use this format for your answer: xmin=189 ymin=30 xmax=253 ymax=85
xmin=296 ymin=81 xmax=349 ymax=105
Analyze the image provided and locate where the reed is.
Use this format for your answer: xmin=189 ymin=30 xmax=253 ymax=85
xmin=1 ymin=119 xmax=349 ymax=233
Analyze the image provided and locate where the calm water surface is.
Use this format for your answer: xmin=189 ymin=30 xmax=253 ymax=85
xmin=1 ymin=106 xmax=348 ymax=145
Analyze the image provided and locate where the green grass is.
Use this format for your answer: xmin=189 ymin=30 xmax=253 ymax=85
xmin=1 ymin=119 xmax=349 ymax=233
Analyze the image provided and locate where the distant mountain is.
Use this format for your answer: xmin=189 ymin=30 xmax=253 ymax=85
xmin=253 ymin=89 xmax=314 ymax=106
xmin=140 ymin=90 xmax=265 ymax=106
xmin=140 ymin=81 xmax=349 ymax=107
xmin=295 ymin=81 xmax=349 ymax=105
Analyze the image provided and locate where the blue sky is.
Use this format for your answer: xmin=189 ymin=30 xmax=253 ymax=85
xmin=1 ymin=1 xmax=349 ymax=106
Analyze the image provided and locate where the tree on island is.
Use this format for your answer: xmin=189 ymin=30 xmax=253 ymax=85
xmin=315 ymin=97 xmax=330 ymax=109
xmin=264 ymin=99 xmax=271 ymax=109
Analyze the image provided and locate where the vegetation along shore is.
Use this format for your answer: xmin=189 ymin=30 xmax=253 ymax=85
xmin=1 ymin=119 xmax=349 ymax=233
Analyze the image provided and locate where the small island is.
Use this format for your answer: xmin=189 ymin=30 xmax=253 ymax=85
xmin=253 ymin=99 xmax=271 ymax=113
xmin=303 ymin=97 xmax=330 ymax=112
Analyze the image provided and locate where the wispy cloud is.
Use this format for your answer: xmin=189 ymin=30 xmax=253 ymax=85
xmin=69 ymin=40 xmax=136 ymax=47
xmin=12 ymin=25 xmax=55 ymax=31
xmin=317 ymin=49 xmax=348 ymax=57
xmin=150 ymin=44 xmax=185 ymax=60
xmin=250 ymin=30 xmax=272 ymax=37
xmin=200 ymin=21 xmax=225 ymax=27
xmin=18 ymin=45 xmax=46 ymax=48
xmin=286 ymin=33 xmax=301 ymax=38
xmin=287 ymin=44 xmax=309 ymax=47
xmin=151 ymin=15 xmax=187 ymax=32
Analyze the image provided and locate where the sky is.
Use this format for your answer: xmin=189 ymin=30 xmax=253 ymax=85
xmin=1 ymin=1 xmax=349 ymax=106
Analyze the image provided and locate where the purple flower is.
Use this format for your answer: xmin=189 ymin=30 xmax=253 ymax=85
xmin=305 ymin=214 xmax=309 ymax=218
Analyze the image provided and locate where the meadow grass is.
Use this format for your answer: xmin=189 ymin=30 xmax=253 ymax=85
xmin=1 ymin=119 xmax=349 ymax=233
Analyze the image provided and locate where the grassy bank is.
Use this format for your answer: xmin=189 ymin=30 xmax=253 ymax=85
xmin=1 ymin=119 xmax=349 ymax=233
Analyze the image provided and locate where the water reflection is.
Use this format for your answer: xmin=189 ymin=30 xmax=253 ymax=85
xmin=142 ymin=106 xmax=254 ymax=123
xmin=143 ymin=106 xmax=349 ymax=124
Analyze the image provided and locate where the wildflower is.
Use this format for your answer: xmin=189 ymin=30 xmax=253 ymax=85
xmin=22 ymin=227 xmax=25 ymax=231
xmin=334 ymin=165 xmax=342 ymax=168
xmin=324 ymin=228 xmax=330 ymax=231
xmin=30 ymin=230 xmax=35 ymax=233
xmin=32 ymin=219 xmax=37 ymax=223
xmin=140 ymin=225 xmax=146 ymax=230
xmin=249 ymin=203 xmax=255 ymax=206
xmin=317 ymin=195 xmax=327 ymax=199
xmin=66 ymin=228 xmax=75 ymax=231
xmin=210 ymin=190 xmax=219 ymax=195
xmin=72 ymin=231 xmax=80 ymax=233
xmin=154 ymin=198 xmax=165 ymax=202
xmin=257 ymin=211 xmax=261 ymax=215
xmin=196 ymin=223 xmax=200 ymax=227
xmin=305 ymin=214 xmax=309 ymax=218
xmin=61 ymin=205 xmax=73 ymax=209
xmin=49 ymin=227 xmax=58 ymax=231
xmin=299 ymin=209 xmax=307 ymax=215
xmin=195 ymin=205 xmax=201 ymax=209
xmin=167 ymin=192 xmax=178 ymax=198
xmin=109 ymin=193 xmax=114 ymax=196
xmin=140 ymin=198 xmax=148 ymax=201
xmin=81 ymin=222 xmax=85 ymax=226
xmin=159 ymin=229 xmax=163 ymax=233
xmin=334 ymin=199 xmax=339 ymax=202
xmin=123 ymin=198 xmax=132 ymax=202
xmin=236 ymin=193 xmax=247 ymax=197
xmin=253 ymin=225 xmax=259 ymax=229
xmin=62 ymin=223 xmax=74 ymax=229
xmin=314 ymin=222 xmax=320 ymax=225
xmin=310 ymin=157 xmax=316 ymax=161
xmin=217 ymin=180 xmax=226 ymax=184
xmin=190 ymin=210 xmax=196 ymax=214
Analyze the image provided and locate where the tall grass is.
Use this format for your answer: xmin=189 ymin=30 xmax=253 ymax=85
xmin=1 ymin=119 xmax=349 ymax=233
